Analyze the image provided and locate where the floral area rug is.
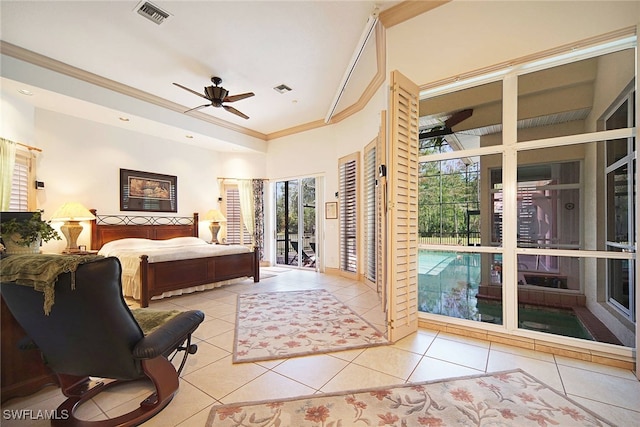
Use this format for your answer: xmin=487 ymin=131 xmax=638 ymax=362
xmin=233 ymin=289 xmax=387 ymax=363
xmin=207 ymin=369 xmax=613 ymax=426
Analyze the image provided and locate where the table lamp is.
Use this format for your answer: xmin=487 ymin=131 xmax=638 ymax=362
xmin=204 ymin=209 xmax=226 ymax=244
xmin=50 ymin=202 xmax=96 ymax=253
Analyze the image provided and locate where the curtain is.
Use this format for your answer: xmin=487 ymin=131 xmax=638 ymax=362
xmin=0 ymin=138 xmax=17 ymax=210
xmin=252 ymin=179 xmax=265 ymax=261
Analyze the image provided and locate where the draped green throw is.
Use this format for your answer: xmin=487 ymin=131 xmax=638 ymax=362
xmin=130 ymin=308 xmax=181 ymax=335
xmin=0 ymin=254 xmax=104 ymax=315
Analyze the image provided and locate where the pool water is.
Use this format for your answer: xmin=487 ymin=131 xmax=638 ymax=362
xmin=418 ymin=251 xmax=482 ymax=320
xmin=418 ymin=250 xmax=593 ymax=340
xmin=478 ymin=301 xmax=594 ymax=340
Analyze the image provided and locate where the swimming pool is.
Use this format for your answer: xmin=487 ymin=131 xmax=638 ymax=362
xmin=418 ymin=249 xmax=594 ymax=340
xmin=478 ymin=301 xmax=594 ymax=340
xmin=418 ymin=251 xmax=482 ymax=320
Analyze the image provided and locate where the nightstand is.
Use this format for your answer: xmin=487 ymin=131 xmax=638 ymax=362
xmin=1 ymin=296 xmax=58 ymax=402
xmin=62 ymin=250 xmax=99 ymax=255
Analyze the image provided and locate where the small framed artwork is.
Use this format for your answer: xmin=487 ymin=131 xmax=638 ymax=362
xmin=325 ymin=201 xmax=338 ymax=219
xmin=120 ymin=169 xmax=177 ymax=212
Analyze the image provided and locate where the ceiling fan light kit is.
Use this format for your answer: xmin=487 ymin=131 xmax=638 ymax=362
xmin=173 ymin=76 xmax=254 ymax=119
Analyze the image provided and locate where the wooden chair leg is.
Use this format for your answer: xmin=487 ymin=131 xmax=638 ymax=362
xmin=51 ymin=357 xmax=179 ymax=427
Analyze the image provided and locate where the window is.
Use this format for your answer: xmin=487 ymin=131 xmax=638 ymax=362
xmin=339 ymin=153 xmax=358 ymax=274
xmin=417 ymin=37 xmax=636 ymax=348
xmin=223 ymin=185 xmax=250 ymax=245
xmin=9 ymin=148 xmax=34 ymax=211
xmin=418 ymin=81 xmax=501 ymax=324
xmin=604 ymin=86 xmax=636 ymax=321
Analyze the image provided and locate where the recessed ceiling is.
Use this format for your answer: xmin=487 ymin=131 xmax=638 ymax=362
xmin=0 ymin=1 xmax=401 ymax=150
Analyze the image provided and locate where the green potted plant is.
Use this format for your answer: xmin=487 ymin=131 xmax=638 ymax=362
xmin=0 ymin=211 xmax=61 ymax=254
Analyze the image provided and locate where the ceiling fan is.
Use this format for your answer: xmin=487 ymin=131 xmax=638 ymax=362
xmin=173 ymin=77 xmax=254 ymax=119
xmin=419 ymin=109 xmax=473 ymax=140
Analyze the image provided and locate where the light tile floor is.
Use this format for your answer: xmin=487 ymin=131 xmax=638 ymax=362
xmin=2 ymin=268 xmax=639 ymax=426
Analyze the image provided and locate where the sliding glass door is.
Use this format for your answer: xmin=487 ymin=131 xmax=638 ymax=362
xmin=275 ymin=177 xmax=317 ymax=268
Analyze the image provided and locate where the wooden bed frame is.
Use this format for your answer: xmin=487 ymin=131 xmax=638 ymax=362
xmin=90 ymin=210 xmax=259 ymax=307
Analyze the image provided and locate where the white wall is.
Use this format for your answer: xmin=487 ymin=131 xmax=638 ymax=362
xmin=387 ymin=1 xmax=640 ymax=86
xmin=265 ymin=85 xmax=386 ymax=269
xmin=31 ymin=109 xmax=232 ymax=253
xmin=0 ymin=91 xmax=35 ymax=144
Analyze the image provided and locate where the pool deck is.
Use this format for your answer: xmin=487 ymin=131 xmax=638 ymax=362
xmin=573 ymin=306 xmax=623 ymax=345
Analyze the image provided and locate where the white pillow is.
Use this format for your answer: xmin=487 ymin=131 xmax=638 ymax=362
xmin=99 ymin=238 xmax=155 ymax=255
xmin=160 ymin=237 xmax=207 ymax=247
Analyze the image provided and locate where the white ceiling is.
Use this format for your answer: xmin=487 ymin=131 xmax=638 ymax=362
xmin=0 ymin=0 xmax=400 ymax=151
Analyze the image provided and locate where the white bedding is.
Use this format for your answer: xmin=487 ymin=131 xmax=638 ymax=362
xmin=98 ymin=237 xmax=251 ymax=301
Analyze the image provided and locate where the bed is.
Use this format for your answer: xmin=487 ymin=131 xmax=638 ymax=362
xmin=90 ymin=211 xmax=259 ymax=307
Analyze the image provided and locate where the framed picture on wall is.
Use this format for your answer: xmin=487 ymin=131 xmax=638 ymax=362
xmin=120 ymin=169 xmax=177 ymax=212
xmin=325 ymin=202 xmax=338 ymax=219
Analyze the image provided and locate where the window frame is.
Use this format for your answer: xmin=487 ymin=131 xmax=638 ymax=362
xmin=416 ymin=33 xmax=637 ymax=348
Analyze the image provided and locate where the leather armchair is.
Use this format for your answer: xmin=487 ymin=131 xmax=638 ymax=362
xmin=1 ymin=256 xmax=205 ymax=427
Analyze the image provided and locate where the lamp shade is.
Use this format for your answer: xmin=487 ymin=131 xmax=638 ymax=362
xmin=50 ymin=202 xmax=96 ymax=221
xmin=204 ymin=209 xmax=226 ymax=222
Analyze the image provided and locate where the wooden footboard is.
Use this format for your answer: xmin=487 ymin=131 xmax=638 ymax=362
xmin=90 ymin=210 xmax=260 ymax=308
xmin=139 ymin=250 xmax=260 ymax=307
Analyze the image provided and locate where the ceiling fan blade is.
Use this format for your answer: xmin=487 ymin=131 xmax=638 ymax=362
xmin=445 ymin=109 xmax=473 ymax=128
xmin=420 ymin=108 xmax=474 ymax=140
xmin=173 ymin=83 xmax=209 ymax=100
xmin=224 ymin=92 xmax=255 ymax=103
xmin=419 ymin=127 xmax=452 ymax=140
xmin=223 ymin=105 xmax=249 ymax=119
xmin=184 ymin=103 xmax=211 ymax=113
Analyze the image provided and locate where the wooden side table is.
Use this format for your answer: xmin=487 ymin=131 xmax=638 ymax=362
xmin=1 ymin=296 xmax=58 ymax=402
xmin=61 ymin=249 xmax=100 ymax=255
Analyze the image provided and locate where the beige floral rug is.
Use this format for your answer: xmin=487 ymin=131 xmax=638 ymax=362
xmin=233 ymin=289 xmax=387 ymax=363
xmin=207 ymin=369 xmax=613 ymax=426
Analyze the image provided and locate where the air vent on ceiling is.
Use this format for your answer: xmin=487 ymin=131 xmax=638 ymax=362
xmin=273 ymin=84 xmax=292 ymax=94
xmin=135 ymin=1 xmax=171 ymax=25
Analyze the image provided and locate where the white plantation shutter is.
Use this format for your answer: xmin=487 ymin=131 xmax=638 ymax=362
xmin=225 ymin=186 xmax=250 ymax=245
xmin=364 ymin=140 xmax=377 ymax=286
xmin=387 ymin=70 xmax=419 ymax=342
xmin=377 ymin=111 xmax=387 ymax=300
xmin=10 ymin=149 xmax=33 ymax=211
xmin=339 ymin=153 xmax=358 ymax=275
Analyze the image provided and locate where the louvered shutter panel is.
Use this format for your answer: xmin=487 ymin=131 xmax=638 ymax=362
xmin=377 ymin=111 xmax=388 ymax=300
xmin=364 ymin=141 xmax=377 ymax=284
xmin=387 ymin=70 xmax=419 ymax=342
xmin=339 ymin=155 xmax=358 ymax=274
xmin=9 ymin=150 xmax=31 ymax=211
xmin=225 ymin=187 xmax=244 ymax=245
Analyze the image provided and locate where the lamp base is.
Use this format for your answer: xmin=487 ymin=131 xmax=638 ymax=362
xmin=60 ymin=221 xmax=83 ymax=252
xmin=209 ymin=222 xmax=221 ymax=244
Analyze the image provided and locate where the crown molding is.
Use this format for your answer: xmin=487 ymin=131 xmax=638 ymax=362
xmin=1 ymin=1 xmax=448 ymax=144
xmin=0 ymin=41 xmax=267 ymax=141
xmin=328 ymin=21 xmax=386 ymax=125
xmin=267 ymin=21 xmax=388 ymax=140
xmin=418 ymin=26 xmax=637 ymax=94
xmin=379 ymin=1 xmax=450 ymax=28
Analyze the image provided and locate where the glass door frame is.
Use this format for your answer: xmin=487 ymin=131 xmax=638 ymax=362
xmin=274 ymin=177 xmax=318 ymax=270
xmin=604 ymin=87 xmax=636 ymax=321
